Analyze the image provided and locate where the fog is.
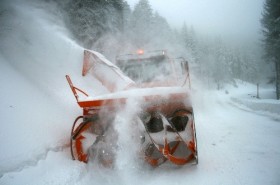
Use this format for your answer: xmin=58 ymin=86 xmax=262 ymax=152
xmin=127 ymin=0 xmax=264 ymax=42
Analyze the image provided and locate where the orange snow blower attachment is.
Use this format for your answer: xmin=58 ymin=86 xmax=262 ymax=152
xmin=66 ymin=49 xmax=198 ymax=167
xmin=82 ymin=49 xmax=135 ymax=92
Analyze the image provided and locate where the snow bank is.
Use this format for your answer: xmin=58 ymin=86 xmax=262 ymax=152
xmin=231 ymin=97 xmax=280 ymax=115
xmin=0 ymin=0 xmax=103 ymax=177
xmin=221 ymin=80 xmax=280 ymax=118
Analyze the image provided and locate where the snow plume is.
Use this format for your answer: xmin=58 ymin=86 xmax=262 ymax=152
xmin=0 ymin=0 xmax=84 ymax=178
xmin=113 ymin=97 xmax=144 ymax=182
xmin=0 ymin=0 xmax=84 ymax=102
xmin=80 ymin=97 xmax=146 ymax=185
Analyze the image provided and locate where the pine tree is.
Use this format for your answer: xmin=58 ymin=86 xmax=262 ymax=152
xmin=129 ymin=0 xmax=153 ymax=47
xmin=181 ymin=22 xmax=190 ymax=49
xmin=149 ymin=11 xmax=172 ymax=48
xmin=261 ymin=0 xmax=280 ymax=99
xmin=66 ymin=0 xmax=127 ymax=49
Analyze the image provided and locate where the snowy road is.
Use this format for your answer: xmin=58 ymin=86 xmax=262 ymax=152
xmin=192 ymin=91 xmax=280 ymax=185
xmin=1 ymin=91 xmax=279 ymax=185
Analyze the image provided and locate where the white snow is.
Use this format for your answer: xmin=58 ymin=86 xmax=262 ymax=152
xmin=79 ymin=86 xmax=190 ymax=101
xmin=0 ymin=1 xmax=280 ymax=185
xmin=85 ymin=49 xmax=135 ymax=92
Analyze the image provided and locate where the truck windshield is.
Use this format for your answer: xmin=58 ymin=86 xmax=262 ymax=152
xmin=119 ymin=55 xmax=172 ymax=83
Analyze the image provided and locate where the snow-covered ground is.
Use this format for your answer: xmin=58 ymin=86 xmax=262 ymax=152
xmin=227 ymin=81 xmax=280 ymax=118
xmin=0 ymin=1 xmax=280 ymax=185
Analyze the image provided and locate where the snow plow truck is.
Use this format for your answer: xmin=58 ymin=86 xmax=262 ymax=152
xmin=66 ymin=49 xmax=198 ymax=167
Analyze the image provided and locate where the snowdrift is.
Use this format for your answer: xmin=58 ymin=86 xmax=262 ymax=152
xmin=0 ymin=0 xmax=95 ymax=176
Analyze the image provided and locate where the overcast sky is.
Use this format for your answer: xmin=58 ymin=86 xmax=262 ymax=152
xmin=126 ymin=0 xmax=265 ymax=42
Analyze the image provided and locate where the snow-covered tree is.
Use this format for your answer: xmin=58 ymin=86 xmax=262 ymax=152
xmin=129 ymin=0 xmax=154 ymax=48
xmin=150 ymin=12 xmax=172 ymax=45
xmin=261 ymin=0 xmax=280 ymax=99
xmin=65 ymin=0 xmax=127 ymax=49
xmin=181 ymin=22 xmax=189 ymax=48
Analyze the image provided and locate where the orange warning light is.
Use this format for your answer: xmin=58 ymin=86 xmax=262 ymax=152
xmin=137 ymin=49 xmax=144 ymax=55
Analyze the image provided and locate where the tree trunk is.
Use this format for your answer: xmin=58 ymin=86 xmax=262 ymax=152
xmin=275 ymin=60 xmax=280 ymax=100
xmin=257 ymin=83 xmax=260 ymax=99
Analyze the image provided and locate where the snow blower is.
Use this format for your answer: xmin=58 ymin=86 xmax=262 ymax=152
xmin=66 ymin=49 xmax=198 ymax=167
